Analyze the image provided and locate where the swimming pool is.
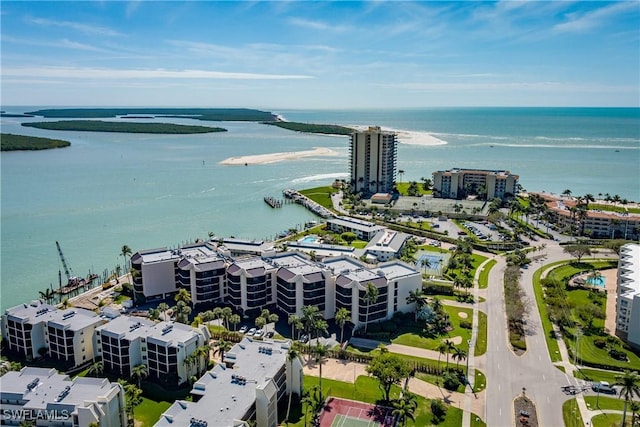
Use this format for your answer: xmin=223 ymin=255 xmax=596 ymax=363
xmin=586 ymin=276 xmax=606 ymax=288
xmin=299 ymin=235 xmax=320 ymax=244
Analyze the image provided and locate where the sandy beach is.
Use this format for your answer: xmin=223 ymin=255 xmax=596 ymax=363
xmin=349 ymin=124 xmax=447 ymax=146
xmin=219 ymin=147 xmax=337 ymax=165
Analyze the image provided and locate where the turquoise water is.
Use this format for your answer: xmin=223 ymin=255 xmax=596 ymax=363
xmin=587 ymin=276 xmax=606 ymax=288
xmin=1 ymin=107 xmax=638 ymax=310
xmin=299 ymin=235 xmax=320 ymax=244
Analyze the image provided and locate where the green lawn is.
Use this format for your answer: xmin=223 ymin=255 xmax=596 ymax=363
xmin=591 ymin=412 xmax=624 ymax=427
xmin=474 ymin=368 xmax=486 ymax=393
xmin=136 ymin=397 xmax=172 ymax=427
xmin=286 ymin=375 xmax=463 ymax=427
xmin=476 ymin=311 xmax=488 ymax=356
xmin=589 ymin=203 xmax=640 ymax=215
xmin=478 ymin=259 xmax=497 ymax=289
xmin=584 ymin=396 xmax=627 ymax=412
xmin=574 ymin=368 xmax=620 ymax=384
xmin=351 ymin=240 xmax=368 ymax=249
xmin=562 ymin=398 xmax=585 ymax=427
xmin=392 ymin=306 xmax=473 ymax=351
xmin=299 ymin=186 xmax=335 ymax=210
xmin=470 ymin=413 xmax=487 ymax=427
xmin=395 ymin=182 xmax=432 ymax=196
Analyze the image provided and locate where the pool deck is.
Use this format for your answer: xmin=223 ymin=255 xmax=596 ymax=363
xmin=602 ymin=268 xmax=618 ymax=334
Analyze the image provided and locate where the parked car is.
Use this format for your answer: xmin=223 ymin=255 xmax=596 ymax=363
xmin=299 ymin=334 xmax=309 ymax=343
xmin=247 ymin=327 xmax=257 ymax=336
xmin=254 ymin=329 xmax=264 ymax=337
xmin=265 ymin=331 xmax=275 ymax=338
xmin=592 ymin=381 xmax=616 ymax=394
xmin=239 ymin=326 xmax=248 ymax=334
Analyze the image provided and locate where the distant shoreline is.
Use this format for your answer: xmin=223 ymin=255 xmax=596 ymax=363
xmin=220 ymin=147 xmax=337 ymax=165
xmin=22 ymin=120 xmax=226 ymax=134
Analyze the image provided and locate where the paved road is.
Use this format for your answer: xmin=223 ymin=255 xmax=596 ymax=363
xmin=484 ymin=240 xmax=618 ymax=426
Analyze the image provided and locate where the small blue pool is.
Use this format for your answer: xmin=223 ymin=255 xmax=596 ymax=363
xmin=586 ymin=276 xmax=605 ymax=288
xmin=299 ymin=235 xmax=320 ymax=244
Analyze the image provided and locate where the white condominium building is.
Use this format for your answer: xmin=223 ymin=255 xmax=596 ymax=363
xmin=226 ymin=257 xmax=277 ymax=312
xmin=155 ymin=338 xmax=303 ymax=427
xmin=432 ymin=168 xmax=519 ymax=200
xmin=349 ymin=126 xmax=398 ymax=195
xmin=0 ymin=367 xmax=126 ymax=427
xmin=616 ymin=243 xmax=640 ymax=348
xmin=326 ymin=216 xmax=385 ymax=241
xmin=1 ymin=301 xmax=105 ymax=368
xmin=325 ymin=256 xmax=421 ymax=330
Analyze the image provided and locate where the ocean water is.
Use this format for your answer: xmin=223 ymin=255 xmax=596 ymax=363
xmin=1 ymin=107 xmax=639 ymax=310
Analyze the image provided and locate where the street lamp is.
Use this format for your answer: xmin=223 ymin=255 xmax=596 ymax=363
xmin=466 ymin=339 xmax=471 ymax=388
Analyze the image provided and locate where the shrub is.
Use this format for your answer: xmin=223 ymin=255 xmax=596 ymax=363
xmin=460 ymin=320 xmax=472 ymax=329
xmin=430 ymin=399 xmax=447 ymax=423
xmin=442 ymin=371 xmax=461 ymax=391
xmin=609 ymin=348 xmax=628 ymax=361
xmin=382 ymin=321 xmax=397 ymax=332
xmin=593 ymin=338 xmax=607 ymax=349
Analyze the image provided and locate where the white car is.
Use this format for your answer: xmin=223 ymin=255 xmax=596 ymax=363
xmin=247 ymin=327 xmax=257 ymax=336
xmin=254 ymin=329 xmax=264 ymax=337
xmin=239 ymin=326 xmax=248 ymax=334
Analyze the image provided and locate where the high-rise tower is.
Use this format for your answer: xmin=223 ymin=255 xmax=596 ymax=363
xmin=349 ymin=126 xmax=398 ymax=195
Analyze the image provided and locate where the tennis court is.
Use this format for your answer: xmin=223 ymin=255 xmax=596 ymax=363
xmin=416 ymin=251 xmax=449 ymax=276
xmin=319 ymin=397 xmax=395 ymax=427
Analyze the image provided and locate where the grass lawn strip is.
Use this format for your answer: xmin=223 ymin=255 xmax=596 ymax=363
xmin=475 ymin=311 xmax=488 ymax=356
xmin=561 ymin=399 xmax=585 ymax=427
xmin=392 ymin=305 xmax=472 ymax=351
xmin=584 ymin=396 xmax=627 ymax=412
xmin=478 ymin=259 xmax=497 ymax=289
xmin=135 ymin=397 xmax=172 ymax=427
xmin=591 ymin=412 xmax=623 ymax=427
xmin=299 ymin=186 xmax=335 ymax=210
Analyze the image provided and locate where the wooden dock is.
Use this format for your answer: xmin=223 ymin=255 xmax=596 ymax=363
xmin=264 ymin=196 xmax=283 ymax=208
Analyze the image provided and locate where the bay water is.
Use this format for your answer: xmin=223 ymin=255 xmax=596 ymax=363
xmin=1 ymin=107 xmax=638 ymax=310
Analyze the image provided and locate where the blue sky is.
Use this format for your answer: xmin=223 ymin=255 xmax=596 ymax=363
xmin=1 ymin=1 xmax=638 ymax=108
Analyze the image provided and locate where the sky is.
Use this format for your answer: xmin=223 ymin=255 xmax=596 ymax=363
xmin=1 ymin=1 xmax=639 ymax=109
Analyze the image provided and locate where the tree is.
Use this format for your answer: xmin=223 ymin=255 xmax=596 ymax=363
xmin=335 ymin=307 xmax=351 ymax=344
xmin=443 ymin=339 xmax=455 ymax=370
xmin=430 ymin=398 xmax=447 ymax=423
xmin=363 ymin=282 xmax=379 ymax=335
xmin=172 ymin=300 xmax=191 ymax=324
xmin=301 ymin=305 xmax=323 ymax=341
xmin=312 ymin=343 xmax=329 ymax=390
xmin=286 ymin=347 xmax=301 ymax=422
xmin=121 ymin=244 xmax=132 ymax=271
xmin=392 ymin=392 xmax=418 ymax=427
xmin=120 ymin=381 xmax=142 ymax=427
xmin=157 ymin=302 xmax=169 ymax=320
xmin=229 ymin=314 xmax=241 ymax=331
xmin=288 ymin=314 xmax=300 ymax=339
xmin=341 ymin=231 xmax=357 ymax=244
xmin=255 ymin=316 xmax=266 ymax=330
xmin=616 ymin=370 xmax=640 ymax=427
xmin=39 ymin=287 xmax=56 ymax=304
xmin=366 ymin=348 xmax=411 ymax=402
xmin=406 ymin=289 xmax=425 ymax=322
xmin=563 ymin=244 xmax=591 ymax=263
xmin=452 ymin=347 xmax=467 ymax=370
xmin=174 ymin=288 xmax=192 ymax=305
xmin=214 ymin=338 xmax=233 ymax=362
xmin=88 ymin=361 xmax=104 ymax=377
xmin=221 ymin=307 xmax=233 ymax=330
xmin=268 ymin=313 xmax=279 ymax=332
xmin=131 ymin=363 xmax=148 ymax=388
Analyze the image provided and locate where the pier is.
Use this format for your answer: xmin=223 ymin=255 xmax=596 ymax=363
xmin=264 ymin=196 xmax=283 ymax=208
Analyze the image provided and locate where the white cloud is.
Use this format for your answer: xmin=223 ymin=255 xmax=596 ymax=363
xmin=28 ymin=17 xmax=123 ymax=37
xmin=554 ymin=2 xmax=639 ymax=33
xmin=1 ymin=66 xmax=313 ymax=80
xmin=288 ymin=17 xmax=349 ymax=32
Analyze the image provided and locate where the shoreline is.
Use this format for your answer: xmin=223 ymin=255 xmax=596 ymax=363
xmin=219 ymin=146 xmax=337 ymax=165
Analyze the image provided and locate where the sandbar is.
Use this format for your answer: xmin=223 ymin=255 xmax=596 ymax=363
xmin=349 ymin=125 xmax=447 ymax=146
xmin=220 ymin=147 xmax=337 ymax=165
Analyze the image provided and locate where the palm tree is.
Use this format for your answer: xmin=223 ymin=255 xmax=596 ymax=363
xmin=363 ymin=282 xmax=379 ymax=335
xmin=131 ymin=363 xmax=148 ymax=388
xmin=87 ymin=360 xmax=104 ymax=377
xmin=452 ymin=347 xmax=467 ymax=370
xmin=39 ymin=287 xmax=56 ymax=304
xmin=398 ymin=170 xmax=405 ymax=183
xmin=616 ymin=370 xmax=640 ymax=427
xmin=215 ymin=339 xmax=233 ymax=363
xmin=194 ymin=344 xmax=210 ymax=375
xmin=443 ymin=339 xmax=455 ymax=370
xmin=312 ymin=343 xmax=329 ymax=390
xmin=406 ymin=289 xmax=425 ymax=322
xmin=172 ymin=300 xmax=191 ymax=324
xmin=630 ymin=401 xmax=640 ymax=427
xmin=392 ymin=392 xmax=418 ymax=427
xmin=268 ymin=313 xmax=279 ymax=333
xmin=286 ymin=347 xmax=301 ymax=422
xmin=121 ymin=245 xmax=132 ymax=272
xmin=229 ymin=314 xmax=241 ymax=331
xmin=335 ymin=307 xmax=351 ymax=344
xmin=221 ymin=307 xmax=233 ymax=330
xmin=157 ymin=302 xmax=169 ymax=320
xmin=174 ymin=288 xmax=192 ymax=305
xmin=436 ymin=341 xmax=448 ymax=370
xmin=288 ymin=314 xmax=300 ymax=339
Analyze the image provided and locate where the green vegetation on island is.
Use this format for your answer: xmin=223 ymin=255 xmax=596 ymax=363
xmin=22 ymin=120 xmax=226 ymax=134
xmin=1 ymin=133 xmax=71 ymax=151
xmin=1 ymin=113 xmax=34 ymax=118
xmin=26 ymin=108 xmax=277 ymax=121
xmin=263 ymin=121 xmax=355 ymax=135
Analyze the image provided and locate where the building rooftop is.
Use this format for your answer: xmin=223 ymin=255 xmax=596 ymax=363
xmin=4 ymin=300 xmax=58 ymax=322
xmin=5 ymin=301 xmax=103 ymax=331
xmin=377 ymin=260 xmax=422 ymax=280
xmin=155 ymin=338 xmax=291 ymax=427
xmin=227 ymin=257 xmax=275 ymax=276
xmin=1 ymin=367 xmax=119 ymax=412
xmin=328 ymin=216 xmax=385 ymax=233
xmin=322 ymin=256 xmax=366 ymax=274
xmin=96 ymin=315 xmax=156 ymax=340
xmin=146 ymin=321 xmax=205 ymax=346
xmin=131 ymin=247 xmax=180 ymax=264
xmin=366 ymin=230 xmax=408 ymax=253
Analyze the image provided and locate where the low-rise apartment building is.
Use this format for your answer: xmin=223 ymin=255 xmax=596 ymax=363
xmin=1 ymin=301 xmax=105 ymax=368
xmin=0 ymin=367 xmax=126 ymax=427
xmin=154 ymin=338 xmax=303 ymax=427
xmin=364 ymin=230 xmax=409 ymax=261
xmin=326 ymin=216 xmax=385 ymax=241
xmin=615 ymin=243 xmax=640 ymax=349
xmin=95 ymin=317 xmax=210 ymax=386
